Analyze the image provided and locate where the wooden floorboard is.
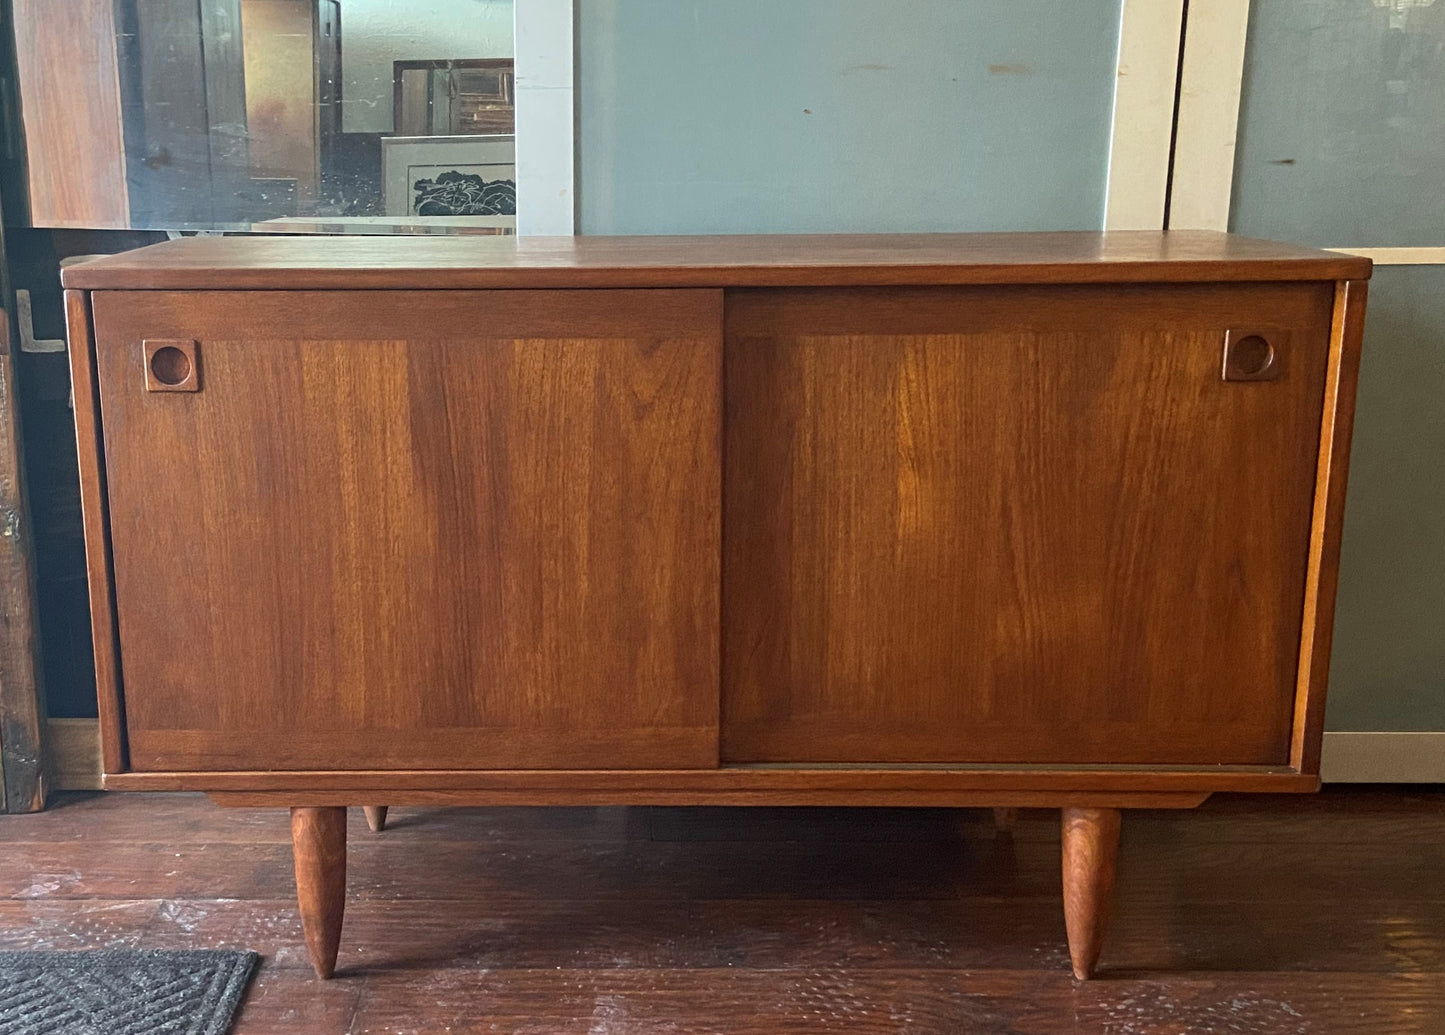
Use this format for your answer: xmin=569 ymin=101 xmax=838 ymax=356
xmin=2 ymin=788 xmax=1443 ymax=1033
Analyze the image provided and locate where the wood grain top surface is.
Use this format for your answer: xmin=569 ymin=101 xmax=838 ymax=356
xmin=62 ymin=230 xmax=1371 ymax=290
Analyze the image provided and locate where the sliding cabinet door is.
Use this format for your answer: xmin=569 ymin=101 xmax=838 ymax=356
xmin=92 ymin=289 xmax=721 ymax=772
xmin=722 ymin=283 xmax=1333 ymax=766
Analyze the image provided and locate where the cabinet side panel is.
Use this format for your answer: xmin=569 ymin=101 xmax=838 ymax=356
xmin=65 ymin=290 xmax=126 ymax=772
xmin=1290 ymin=279 xmax=1369 ymax=774
xmin=92 ymin=289 xmax=721 ymax=771
xmin=722 ymin=283 xmax=1334 ymax=766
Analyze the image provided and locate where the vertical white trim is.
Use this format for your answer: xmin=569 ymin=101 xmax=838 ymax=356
xmin=1104 ymin=0 xmax=1186 ymax=231
xmin=514 ymin=0 xmax=576 ymax=236
xmin=1168 ymin=0 xmax=1252 ymax=230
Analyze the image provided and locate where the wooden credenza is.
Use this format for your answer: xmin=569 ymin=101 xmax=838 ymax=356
xmin=63 ymin=232 xmax=1371 ymax=979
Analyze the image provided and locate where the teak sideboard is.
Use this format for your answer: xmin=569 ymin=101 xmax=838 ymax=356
xmin=62 ymin=232 xmax=1371 ymax=980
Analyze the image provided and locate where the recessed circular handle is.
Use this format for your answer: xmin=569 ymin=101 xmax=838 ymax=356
xmin=1229 ymin=335 xmax=1273 ymax=377
xmin=1222 ymin=330 xmax=1282 ymax=382
xmin=149 ymin=345 xmax=192 ymax=386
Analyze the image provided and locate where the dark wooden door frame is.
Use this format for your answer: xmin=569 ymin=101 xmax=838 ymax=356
xmin=0 ymin=19 xmax=48 ymax=808
xmin=0 ymin=237 xmax=47 ymax=812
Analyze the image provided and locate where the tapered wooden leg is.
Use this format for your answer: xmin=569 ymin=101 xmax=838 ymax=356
xmin=992 ymin=807 xmax=1018 ymax=834
xmin=1060 ymin=806 xmax=1121 ymax=981
xmin=291 ymin=806 xmax=347 ymax=979
xmin=363 ymin=806 xmax=388 ymax=832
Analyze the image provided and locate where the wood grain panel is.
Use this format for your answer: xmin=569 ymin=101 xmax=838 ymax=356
xmin=723 ymin=284 xmax=1335 ymax=766
xmin=12 ymin=0 xmax=129 ymax=227
xmin=59 ymin=231 xmax=1372 ymax=291
xmin=90 ymin=289 xmax=721 ymax=771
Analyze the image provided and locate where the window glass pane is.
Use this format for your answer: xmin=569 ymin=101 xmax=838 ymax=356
xmin=1328 ymin=265 xmax=1445 ymax=730
xmin=578 ymin=0 xmax=1125 ymax=235
xmin=14 ymin=0 xmax=516 ymax=232
xmin=1232 ymin=0 xmax=1445 ymax=247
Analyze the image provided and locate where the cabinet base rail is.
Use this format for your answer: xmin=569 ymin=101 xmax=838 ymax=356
xmin=100 ymin=763 xmax=1318 ymax=801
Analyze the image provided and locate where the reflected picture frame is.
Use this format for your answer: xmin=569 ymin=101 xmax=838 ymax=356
xmin=381 ymin=134 xmax=516 ymax=229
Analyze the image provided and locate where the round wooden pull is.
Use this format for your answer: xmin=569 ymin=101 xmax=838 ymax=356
xmin=142 ymin=339 xmax=200 ymax=392
xmin=149 ymin=345 xmax=192 ymax=386
xmin=1223 ymin=330 xmax=1281 ymax=382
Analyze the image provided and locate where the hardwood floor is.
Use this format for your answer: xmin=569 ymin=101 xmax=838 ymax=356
xmin=2 ymin=789 xmax=1443 ymax=1033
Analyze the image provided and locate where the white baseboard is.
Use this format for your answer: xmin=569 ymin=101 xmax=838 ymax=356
xmin=44 ymin=719 xmax=1445 ymax=790
xmin=1320 ymin=732 xmax=1445 ymax=783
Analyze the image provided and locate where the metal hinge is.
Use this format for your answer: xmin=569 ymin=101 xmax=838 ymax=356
xmin=15 ymin=290 xmax=63 ymax=354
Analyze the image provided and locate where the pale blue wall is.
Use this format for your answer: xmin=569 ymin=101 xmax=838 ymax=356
xmin=576 ymin=0 xmax=1123 ymax=235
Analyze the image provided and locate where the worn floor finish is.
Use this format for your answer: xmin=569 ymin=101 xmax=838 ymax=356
xmin=1 ymin=789 xmax=1442 ymax=1034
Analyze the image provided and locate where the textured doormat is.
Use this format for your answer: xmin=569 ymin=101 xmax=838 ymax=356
xmin=0 ymin=949 xmax=259 ymax=1035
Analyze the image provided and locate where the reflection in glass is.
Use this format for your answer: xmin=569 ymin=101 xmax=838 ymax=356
xmin=394 ymin=60 xmax=514 ymax=136
xmin=12 ymin=0 xmax=517 ymax=233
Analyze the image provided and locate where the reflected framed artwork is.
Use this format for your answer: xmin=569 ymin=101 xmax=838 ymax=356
xmin=380 ymin=134 xmax=516 ymax=229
